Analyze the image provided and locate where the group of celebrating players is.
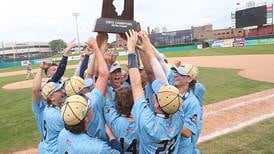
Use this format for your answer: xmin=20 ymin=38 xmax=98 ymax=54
xmin=31 ymin=30 xmax=205 ymax=154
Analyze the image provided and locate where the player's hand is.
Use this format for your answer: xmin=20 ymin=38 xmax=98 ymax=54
xmin=174 ymin=60 xmax=181 ymax=67
xmin=85 ymin=46 xmax=95 ymax=55
xmin=136 ymin=31 xmax=153 ymax=51
xmin=104 ymin=51 xmax=116 ymax=67
xmin=137 ymin=31 xmax=154 ymax=57
xmin=64 ymin=39 xmax=77 ymax=56
xmin=96 ymin=33 xmax=108 ymax=48
xmin=79 ymin=52 xmax=85 ymax=61
xmin=40 ymin=61 xmax=49 ymax=70
xmin=86 ymin=37 xmax=99 ymax=51
xmin=125 ymin=29 xmax=138 ymax=54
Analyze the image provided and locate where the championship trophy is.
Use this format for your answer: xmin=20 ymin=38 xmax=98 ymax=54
xmin=94 ymin=0 xmax=140 ymax=33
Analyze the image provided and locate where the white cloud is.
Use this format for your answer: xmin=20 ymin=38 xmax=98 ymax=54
xmin=0 ymin=0 xmax=273 ymax=43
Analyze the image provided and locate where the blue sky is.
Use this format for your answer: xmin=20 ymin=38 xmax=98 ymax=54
xmin=0 ymin=0 xmax=273 ymax=43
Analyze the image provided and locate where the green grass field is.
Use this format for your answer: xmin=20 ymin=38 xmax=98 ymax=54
xmin=0 ymin=66 xmax=273 ymax=152
xmin=0 ymin=45 xmax=274 ymax=153
xmin=197 ymin=67 xmax=274 ymax=105
xmin=198 ymin=117 xmax=274 ymax=153
xmin=162 ymin=44 xmax=274 ymax=57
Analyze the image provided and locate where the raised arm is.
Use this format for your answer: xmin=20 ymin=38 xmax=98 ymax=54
xmin=51 ymin=39 xmax=76 ymax=82
xmin=126 ymin=30 xmax=144 ymax=101
xmin=137 ymin=32 xmax=168 ymax=84
xmin=79 ymin=48 xmax=94 ymax=79
xmin=136 ymin=31 xmax=155 ymax=81
xmin=85 ymin=33 xmax=109 ymax=78
xmin=32 ymin=61 xmax=49 ymax=103
xmin=86 ymin=37 xmax=109 ymax=94
xmin=152 ymin=46 xmax=170 ymax=75
xmin=74 ymin=52 xmax=84 ymax=76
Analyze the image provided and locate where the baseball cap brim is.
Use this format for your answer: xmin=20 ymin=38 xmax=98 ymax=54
xmin=152 ymin=79 xmax=166 ymax=94
xmin=109 ymin=62 xmax=122 ymax=73
xmin=171 ymin=67 xmax=188 ymax=76
xmin=49 ymin=82 xmax=64 ymax=96
xmin=83 ymin=78 xmax=93 ymax=88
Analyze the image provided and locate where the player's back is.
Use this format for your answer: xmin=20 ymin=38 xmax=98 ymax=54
xmin=193 ymin=82 xmax=205 ymax=107
xmin=104 ymin=105 xmax=138 ymax=153
xmin=42 ymin=106 xmax=64 ymax=154
xmin=139 ymin=115 xmax=183 ymax=154
xmin=32 ymin=98 xmax=47 ymax=153
xmin=131 ymin=96 xmax=184 ymax=154
xmin=58 ymin=129 xmax=119 ymax=154
xmin=31 ymin=98 xmax=46 ymax=140
xmin=85 ymin=87 xmax=108 ymax=141
xmin=179 ymin=91 xmax=201 ymax=153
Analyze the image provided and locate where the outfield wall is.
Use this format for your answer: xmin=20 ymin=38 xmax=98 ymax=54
xmin=245 ymin=38 xmax=274 ymax=46
xmin=157 ymin=45 xmax=197 ymax=52
xmin=0 ymin=58 xmax=51 ymax=68
xmin=1 ymin=37 xmax=274 ymax=68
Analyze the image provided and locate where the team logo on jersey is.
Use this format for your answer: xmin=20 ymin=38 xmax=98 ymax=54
xmin=66 ymin=139 xmax=72 ymax=146
xmin=168 ymin=127 xmax=173 ymax=132
xmin=104 ymin=108 xmax=110 ymax=113
xmin=191 ymin=114 xmax=198 ymax=123
xmin=127 ymin=127 xmax=133 ymax=132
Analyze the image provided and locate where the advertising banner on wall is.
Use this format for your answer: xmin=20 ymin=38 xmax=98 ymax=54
xmin=212 ymin=40 xmax=224 ymax=48
xmin=233 ymin=38 xmax=245 ymax=47
xmin=223 ymin=39 xmax=234 ymax=47
xmin=21 ymin=60 xmax=30 ymax=66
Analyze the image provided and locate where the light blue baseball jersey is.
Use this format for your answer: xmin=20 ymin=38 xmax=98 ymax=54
xmin=192 ymin=82 xmax=205 ymax=154
xmin=144 ymin=81 xmax=154 ymax=111
xmin=106 ymin=82 xmax=131 ymax=106
xmin=167 ymin=69 xmax=175 ymax=85
xmin=85 ymin=87 xmax=108 ymax=142
xmin=32 ymin=98 xmax=47 ymax=153
xmin=168 ymin=68 xmax=204 ymax=153
xmin=121 ymin=81 xmax=131 ymax=88
xmin=42 ymin=106 xmax=64 ymax=154
xmin=58 ymin=128 xmax=119 ymax=154
xmin=106 ymin=84 xmax=116 ymax=105
xmin=178 ymin=91 xmax=201 ymax=154
xmin=193 ymin=82 xmax=205 ymax=107
xmin=104 ymin=105 xmax=138 ymax=153
xmin=131 ymin=96 xmax=184 ymax=154
xmin=32 ymin=98 xmax=46 ymax=140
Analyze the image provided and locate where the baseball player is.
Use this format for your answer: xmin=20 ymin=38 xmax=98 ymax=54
xmin=40 ymin=82 xmax=66 ymax=153
xmin=45 ymin=39 xmax=76 ymax=83
xmin=170 ymin=65 xmax=202 ymax=154
xmin=178 ymin=64 xmax=205 ymax=154
xmin=104 ymin=87 xmax=139 ymax=153
xmin=83 ymin=36 xmax=110 ymax=142
xmin=31 ymin=61 xmax=50 ymax=152
xmin=126 ymin=30 xmax=185 ymax=153
xmin=31 ymin=39 xmax=77 ymax=152
xmin=106 ymin=61 xmax=131 ymax=105
xmin=58 ymin=95 xmax=119 ymax=153
xmin=26 ymin=63 xmax=34 ymax=79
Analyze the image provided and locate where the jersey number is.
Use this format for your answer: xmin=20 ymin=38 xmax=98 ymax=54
xmin=120 ymin=138 xmax=137 ymax=154
xmin=43 ymin=120 xmax=47 ymax=140
xmin=155 ymin=136 xmax=177 ymax=154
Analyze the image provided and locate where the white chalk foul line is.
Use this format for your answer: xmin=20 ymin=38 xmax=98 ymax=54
xmin=205 ymin=93 xmax=274 ymax=116
xmin=198 ymin=112 xmax=274 ymax=143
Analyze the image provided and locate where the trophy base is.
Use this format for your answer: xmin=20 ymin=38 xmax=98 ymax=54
xmin=94 ymin=18 xmax=140 ymax=34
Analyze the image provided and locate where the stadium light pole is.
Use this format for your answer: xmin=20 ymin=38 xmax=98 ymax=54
xmin=72 ymin=12 xmax=81 ymax=53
